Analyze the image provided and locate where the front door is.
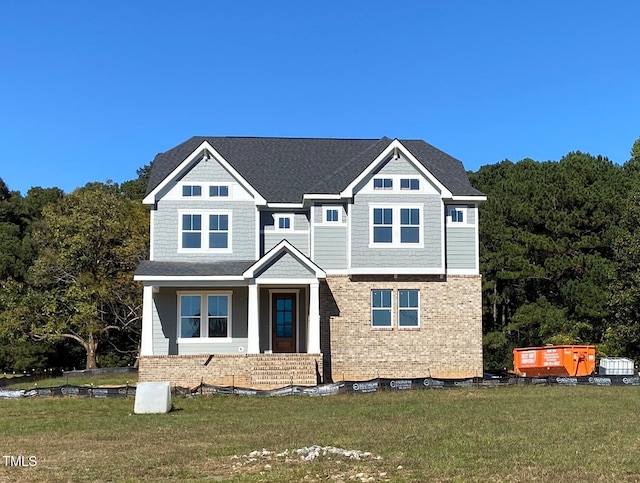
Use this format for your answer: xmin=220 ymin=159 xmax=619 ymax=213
xmin=272 ymin=293 xmax=296 ymax=353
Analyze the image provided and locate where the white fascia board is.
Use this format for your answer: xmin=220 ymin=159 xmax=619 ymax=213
xmin=302 ymin=194 xmax=344 ymax=201
xmin=348 ymin=267 xmax=446 ymax=275
xmin=446 ymin=195 xmax=487 ymax=203
xmin=256 ymin=277 xmax=320 ymax=285
xmin=134 ymin=275 xmax=246 ymax=283
xmin=340 ymin=139 xmax=453 ymax=198
xmin=266 ymin=202 xmax=305 ymax=209
xmin=243 ymin=239 xmax=326 ymax=279
xmin=143 ymin=140 xmax=266 ymax=206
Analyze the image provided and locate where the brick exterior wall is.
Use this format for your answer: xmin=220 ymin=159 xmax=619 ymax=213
xmin=320 ymin=274 xmax=482 ymax=382
xmin=138 ymin=353 xmax=321 ymax=389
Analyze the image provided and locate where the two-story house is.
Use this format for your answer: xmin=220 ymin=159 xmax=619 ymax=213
xmin=135 ymin=136 xmax=485 ymax=389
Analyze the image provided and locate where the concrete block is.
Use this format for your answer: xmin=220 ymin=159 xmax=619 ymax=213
xmin=134 ymin=381 xmax=171 ymax=414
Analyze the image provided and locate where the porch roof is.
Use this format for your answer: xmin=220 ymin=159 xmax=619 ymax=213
xmin=135 ymin=260 xmax=254 ymax=278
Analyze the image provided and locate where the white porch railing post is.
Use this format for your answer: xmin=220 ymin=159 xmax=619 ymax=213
xmin=247 ymin=280 xmax=260 ymax=354
xmin=308 ymin=282 xmax=321 ymax=354
xmin=141 ymin=285 xmax=154 ymax=356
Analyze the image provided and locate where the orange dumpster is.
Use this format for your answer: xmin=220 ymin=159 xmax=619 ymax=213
xmin=512 ymin=345 xmax=596 ymax=377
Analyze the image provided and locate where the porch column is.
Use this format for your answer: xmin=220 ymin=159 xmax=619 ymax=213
xmin=247 ymin=280 xmax=260 ymax=354
xmin=140 ymin=285 xmax=154 ymax=356
xmin=308 ymin=282 xmax=321 ymax=354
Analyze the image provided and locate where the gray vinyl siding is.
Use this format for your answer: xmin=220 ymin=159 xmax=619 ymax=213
xmin=152 ymin=286 xmax=249 ymax=356
xmin=264 ymin=232 xmax=310 ymax=256
xmin=467 ymin=205 xmax=477 ymax=224
xmin=181 ymin=154 xmax=244 ymax=184
xmin=153 ymin=199 xmax=256 ymax=262
xmin=260 ymin=211 xmax=310 ymax=256
xmin=255 ymin=252 xmax=315 ymax=279
xmin=314 ymin=226 xmax=348 ymax=269
xmin=375 ymin=154 xmax=422 ymax=175
xmin=350 ymin=193 xmax=443 ymax=269
xmin=446 ymin=227 xmax=477 ymax=270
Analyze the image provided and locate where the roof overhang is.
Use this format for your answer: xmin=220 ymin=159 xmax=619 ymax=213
xmin=340 ymin=139 xmax=453 ymax=198
xmin=243 ymin=240 xmax=326 ymax=279
xmin=142 ymin=140 xmax=267 ymax=206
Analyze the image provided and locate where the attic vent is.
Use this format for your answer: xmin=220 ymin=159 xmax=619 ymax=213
xmin=202 ymin=150 xmax=211 ymax=162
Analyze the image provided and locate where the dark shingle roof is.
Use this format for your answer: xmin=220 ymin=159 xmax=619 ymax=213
xmin=146 ymin=136 xmax=483 ymax=202
xmin=135 ymin=260 xmax=254 ymax=277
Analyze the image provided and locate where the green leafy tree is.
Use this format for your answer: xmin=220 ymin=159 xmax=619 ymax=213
xmin=5 ymin=182 xmax=149 ymax=369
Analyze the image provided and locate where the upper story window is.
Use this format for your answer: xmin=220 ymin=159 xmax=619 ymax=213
xmin=400 ymin=178 xmax=420 ymax=190
xmin=180 ymin=211 xmax=231 ymax=251
xmin=323 ymin=206 xmax=341 ymax=223
xmin=370 ymin=205 xmax=423 ymax=247
xmin=182 ymin=185 xmax=202 ymax=197
xmin=179 ymin=292 xmax=231 ymax=340
xmin=373 ymin=178 xmax=393 ymax=190
xmin=275 ymin=214 xmax=293 ymax=231
xmin=209 ymin=185 xmax=229 ymax=197
xmin=447 ymin=206 xmax=467 ymax=224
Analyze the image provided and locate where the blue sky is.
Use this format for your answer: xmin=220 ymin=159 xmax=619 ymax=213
xmin=2 ymin=1 xmax=639 ymax=194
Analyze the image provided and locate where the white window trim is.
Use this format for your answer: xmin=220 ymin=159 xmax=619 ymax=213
xmin=322 ymin=206 xmax=343 ymax=224
xmin=371 ymin=289 xmax=393 ymax=328
xmin=373 ymin=177 xmax=394 ymax=190
xmin=446 ymin=205 xmax=469 ymax=226
xmin=274 ymin=214 xmax=294 ymax=231
xmin=368 ymin=203 xmax=424 ymax=248
xmin=398 ymin=289 xmax=420 ymax=329
xmin=178 ymin=210 xmax=232 ymax=253
xmin=177 ymin=290 xmax=233 ymax=343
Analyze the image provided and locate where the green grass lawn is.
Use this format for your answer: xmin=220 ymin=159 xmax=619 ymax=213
xmin=2 ymin=373 xmax=138 ymax=390
xmin=1 ymin=386 xmax=639 ymax=482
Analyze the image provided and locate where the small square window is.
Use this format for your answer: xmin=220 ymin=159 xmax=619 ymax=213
xmin=182 ymin=185 xmax=202 ymax=197
xmin=373 ymin=178 xmax=393 ymax=190
xmin=325 ymin=208 xmax=340 ymax=223
xmin=276 ymin=215 xmax=292 ymax=230
xmin=448 ymin=207 xmax=466 ymax=223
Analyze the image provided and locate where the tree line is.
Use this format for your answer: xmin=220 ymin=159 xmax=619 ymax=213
xmin=1 ymin=140 xmax=640 ymax=372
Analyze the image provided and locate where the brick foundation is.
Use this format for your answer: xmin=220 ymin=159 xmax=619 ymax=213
xmin=138 ymin=353 xmax=322 ymax=389
xmin=320 ymin=274 xmax=482 ymax=382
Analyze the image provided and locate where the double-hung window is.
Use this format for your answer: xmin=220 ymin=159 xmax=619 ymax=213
xmin=180 ymin=212 xmax=231 ymax=251
xmin=373 ymin=208 xmax=393 ymax=243
xmin=179 ymin=293 xmax=231 ymax=339
xmin=209 ymin=214 xmax=229 ymax=248
xmin=400 ymin=208 xmax=420 ymax=243
xmin=371 ymin=289 xmax=392 ymax=327
xmin=182 ymin=214 xmax=202 ymax=248
xmin=398 ymin=290 xmax=419 ymax=327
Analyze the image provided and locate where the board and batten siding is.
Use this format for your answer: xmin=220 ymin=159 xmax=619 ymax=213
xmin=151 ymin=287 xmax=249 ymax=356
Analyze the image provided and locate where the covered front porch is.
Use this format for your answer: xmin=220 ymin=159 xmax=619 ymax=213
xmin=135 ymin=241 xmax=325 ymax=388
